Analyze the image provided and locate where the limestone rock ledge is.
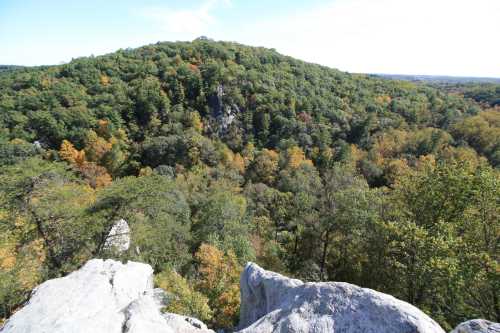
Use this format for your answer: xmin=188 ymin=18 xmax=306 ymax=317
xmin=236 ymin=262 xmax=446 ymax=333
xmin=0 ymin=259 xmax=213 ymax=333
xmin=450 ymin=319 xmax=500 ymax=333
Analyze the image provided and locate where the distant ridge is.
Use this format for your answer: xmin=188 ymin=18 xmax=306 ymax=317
xmin=0 ymin=65 xmax=25 ymax=73
xmin=373 ymin=73 xmax=500 ymax=84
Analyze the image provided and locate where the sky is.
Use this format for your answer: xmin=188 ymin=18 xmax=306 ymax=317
xmin=1 ymin=0 xmax=499 ymax=77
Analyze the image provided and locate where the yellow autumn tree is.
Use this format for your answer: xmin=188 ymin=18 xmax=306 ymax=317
xmin=221 ymin=147 xmax=245 ymax=174
xmin=384 ymin=158 xmax=410 ymax=185
xmin=375 ymin=95 xmax=392 ymax=104
xmin=250 ymin=149 xmax=279 ymax=184
xmin=284 ymin=146 xmax=313 ymax=169
xmin=0 ymin=237 xmax=17 ymax=271
xmin=221 ymin=147 xmax=235 ymax=166
xmin=0 ymin=226 xmax=46 ymax=320
xmin=99 ymin=75 xmax=110 ymax=86
xmin=85 ymin=130 xmax=112 ymax=162
xmin=139 ymin=166 xmax=153 ymax=177
xmin=189 ymin=111 xmax=203 ymax=133
xmin=195 ymin=243 xmax=242 ymax=328
xmin=371 ymin=130 xmax=408 ymax=166
xmin=241 ymin=142 xmax=255 ymax=167
xmin=350 ymin=144 xmax=367 ymax=164
xmin=155 ymin=268 xmax=212 ymax=322
xmin=232 ymin=153 xmax=245 ymax=174
xmin=96 ymin=119 xmax=112 ymax=138
xmin=59 ymin=140 xmax=86 ymax=167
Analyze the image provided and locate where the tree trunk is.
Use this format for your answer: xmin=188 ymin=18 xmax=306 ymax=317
xmin=492 ymin=282 xmax=500 ymax=322
xmin=293 ymin=230 xmax=299 ymax=256
xmin=320 ymin=230 xmax=330 ymax=281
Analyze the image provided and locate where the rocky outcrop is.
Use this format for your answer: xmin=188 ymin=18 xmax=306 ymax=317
xmin=103 ymin=219 xmax=131 ymax=253
xmin=0 ymin=259 xmax=213 ymax=333
xmin=3 ymin=258 xmax=491 ymax=333
xmin=451 ymin=319 xmax=500 ymax=333
xmin=236 ymin=262 xmax=445 ymax=333
xmin=207 ymin=84 xmax=240 ymax=133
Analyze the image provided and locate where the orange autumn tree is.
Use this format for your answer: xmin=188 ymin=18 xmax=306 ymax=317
xmin=195 ymin=243 xmax=242 ymax=329
xmin=78 ymin=163 xmax=112 ymax=188
xmin=59 ymin=140 xmax=111 ymax=188
xmin=59 ymin=140 xmax=86 ymax=167
xmin=57 ymin=120 xmax=131 ymax=187
xmin=221 ymin=147 xmax=245 ymax=174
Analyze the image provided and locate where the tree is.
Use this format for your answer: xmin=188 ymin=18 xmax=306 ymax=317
xmin=84 ymin=130 xmax=112 ymax=163
xmin=459 ymin=165 xmax=499 ymax=322
xmin=318 ymin=163 xmax=379 ymax=282
xmin=383 ymin=160 xmax=499 ymax=329
xmin=0 ymin=158 xmax=93 ymax=318
xmin=92 ymin=175 xmax=192 ymax=271
xmin=192 ymin=185 xmax=254 ymax=263
xmin=248 ymin=149 xmax=279 ymax=185
xmin=0 ymin=138 xmax=41 ymax=167
xmin=27 ymin=182 xmax=96 ymax=273
xmin=452 ymin=110 xmax=500 ymax=166
xmin=195 ymin=244 xmax=242 ymax=329
xmin=281 ymin=146 xmax=313 ymax=170
xmin=59 ymin=140 xmax=85 ymax=167
xmin=59 ymin=139 xmax=112 ymax=188
xmin=154 ymin=268 xmax=212 ymax=322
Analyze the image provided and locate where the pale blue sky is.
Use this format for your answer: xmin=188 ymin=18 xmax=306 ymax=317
xmin=1 ymin=0 xmax=499 ymax=77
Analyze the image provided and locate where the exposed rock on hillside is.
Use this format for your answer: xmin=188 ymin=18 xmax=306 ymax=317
xmin=0 ymin=259 xmax=213 ymax=333
xmin=237 ymin=262 xmax=445 ymax=333
xmin=451 ymin=319 xmax=500 ymax=333
xmin=103 ymin=219 xmax=131 ymax=253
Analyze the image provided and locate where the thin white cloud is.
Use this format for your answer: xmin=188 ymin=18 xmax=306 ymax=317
xmin=216 ymin=0 xmax=500 ymax=77
xmin=135 ymin=0 xmax=500 ymax=76
xmin=141 ymin=0 xmax=231 ymax=36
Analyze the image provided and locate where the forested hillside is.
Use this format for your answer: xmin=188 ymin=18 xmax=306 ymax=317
xmin=433 ymin=82 xmax=500 ymax=108
xmin=0 ymin=39 xmax=498 ymax=330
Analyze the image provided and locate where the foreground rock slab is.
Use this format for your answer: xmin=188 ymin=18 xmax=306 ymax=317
xmin=1 ymin=259 xmax=213 ymax=333
xmin=451 ymin=319 xmax=500 ymax=333
xmin=237 ymin=262 xmax=445 ymax=333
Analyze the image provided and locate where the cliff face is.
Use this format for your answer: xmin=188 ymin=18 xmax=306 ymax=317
xmin=236 ymin=262 xmax=446 ymax=333
xmin=0 ymin=259 xmax=213 ymax=333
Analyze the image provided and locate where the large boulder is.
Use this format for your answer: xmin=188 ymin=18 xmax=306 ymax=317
xmin=451 ymin=319 xmax=500 ymax=333
xmin=0 ymin=259 xmax=213 ymax=333
xmin=236 ymin=262 xmax=445 ymax=333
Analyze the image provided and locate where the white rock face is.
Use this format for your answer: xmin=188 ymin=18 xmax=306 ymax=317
xmin=1 ymin=259 xmax=213 ymax=333
xmin=236 ymin=262 xmax=445 ymax=333
xmin=451 ymin=319 xmax=500 ymax=333
xmin=103 ymin=219 xmax=131 ymax=253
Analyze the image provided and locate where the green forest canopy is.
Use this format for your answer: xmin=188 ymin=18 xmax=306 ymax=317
xmin=0 ymin=39 xmax=498 ymax=330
